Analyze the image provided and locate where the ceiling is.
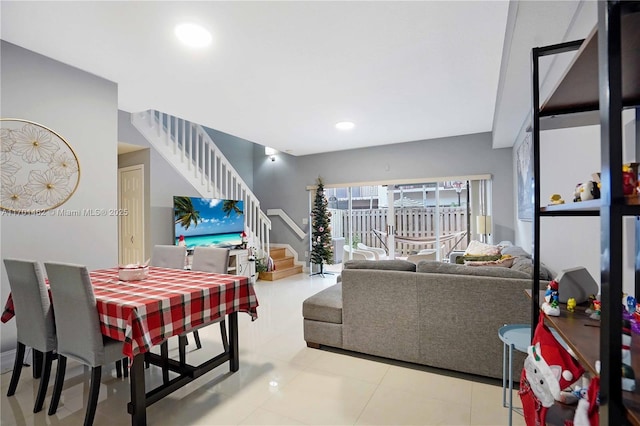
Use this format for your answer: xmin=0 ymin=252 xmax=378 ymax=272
xmin=1 ymin=1 xmax=593 ymax=156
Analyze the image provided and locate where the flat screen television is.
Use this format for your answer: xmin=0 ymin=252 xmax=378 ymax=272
xmin=173 ymin=196 xmax=244 ymax=249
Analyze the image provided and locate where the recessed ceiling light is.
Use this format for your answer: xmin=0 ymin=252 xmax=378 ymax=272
xmin=175 ymin=23 xmax=212 ymax=48
xmin=335 ymin=121 xmax=355 ymax=131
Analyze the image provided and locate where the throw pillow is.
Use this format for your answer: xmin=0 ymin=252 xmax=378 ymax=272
xmin=464 ymin=240 xmax=501 ymax=256
xmin=416 ymin=260 xmax=530 ymax=279
xmin=501 ymin=245 xmax=532 ymax=259
xmin=465 ymin=256 xmax=516 ymax=268
xmin=461 ymin=254 xmax=502 ymax=262
xmin=510 ymin=257 xmax=554 ymax=280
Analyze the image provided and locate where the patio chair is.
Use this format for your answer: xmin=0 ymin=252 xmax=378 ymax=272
xmin=356 ymin=243 xmax=386 ymax=259
xmin=4 ymin=259 xmax=56 ymax=413
xmin=344 ymin=245 xmax=376 ymax=261
xmin=44 ymin=262 xmax=126 ymax=426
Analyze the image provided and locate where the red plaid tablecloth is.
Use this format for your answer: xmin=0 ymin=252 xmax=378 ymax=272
xmin=2 ymin=267 xmax=259 ymax=358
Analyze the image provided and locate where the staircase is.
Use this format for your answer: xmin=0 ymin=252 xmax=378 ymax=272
xmin=259 ymin=247 xmax=303 ymax=281
xmin=131 ymin=110 xmax=271 ymax=256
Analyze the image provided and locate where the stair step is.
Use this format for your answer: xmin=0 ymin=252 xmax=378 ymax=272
xmin=274 ymin=256 xmax=295 ymax=270
xmin=259 ymin=265 xmax=303 ymax=281
xmin=269 ymin=247 xmax=287 ymax=260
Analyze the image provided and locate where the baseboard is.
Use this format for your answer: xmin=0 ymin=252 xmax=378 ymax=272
xmin=1 ymin=349 xmax=16 ymax=374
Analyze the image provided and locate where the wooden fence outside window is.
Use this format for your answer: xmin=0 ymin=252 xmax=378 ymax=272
xmin=328 ymin=206 xmax=469 ymax=258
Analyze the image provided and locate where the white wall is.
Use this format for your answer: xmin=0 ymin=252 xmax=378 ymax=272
xmin=538 ymin=125 xmax=600 ymax=283
xmin=515 ymin=114 xmax=638 ymax=296
xmin=1 ymin=42 xmax=118 ymax=357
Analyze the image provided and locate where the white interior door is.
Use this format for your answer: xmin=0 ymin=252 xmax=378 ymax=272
xmin=119 ymin=165 xmax=144 ymax=265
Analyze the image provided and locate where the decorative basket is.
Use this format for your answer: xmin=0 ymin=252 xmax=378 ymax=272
xmin=118 ymin=266 xmax=149 ymax=281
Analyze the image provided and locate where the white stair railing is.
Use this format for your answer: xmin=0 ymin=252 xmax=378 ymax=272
xmin=131 ymin=110 xmax=270 ymax=255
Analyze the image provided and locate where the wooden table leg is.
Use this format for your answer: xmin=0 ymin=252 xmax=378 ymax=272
xmin=229 ymin=312 xmax=239 ymax=372
xmin=130 ymin=353 xmax=146 ymax=426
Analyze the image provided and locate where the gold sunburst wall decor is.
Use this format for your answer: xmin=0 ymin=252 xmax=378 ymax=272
xmin=1 ymin=118 xmax=80 ymax=213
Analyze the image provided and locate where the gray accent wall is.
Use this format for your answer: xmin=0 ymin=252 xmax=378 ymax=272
xmin=203 ymin=127 xmax=255 ymax=191
xmin=253 ymin=132 xmax=514 ymax=263
xmin=1 ymin=41 xmax=118 ymax=354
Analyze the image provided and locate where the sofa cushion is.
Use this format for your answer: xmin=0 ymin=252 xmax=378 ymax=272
xmin=302 ymin=284 xmax=343 ymax=324
xmin=416 ymin=260 xmax=530 ymax=279
xmin=343 ymin=259 xmax=416 ymax=272
xmin=510 ymin=257 xmax=554 ymax=280
xmin=501 ymin=245 xmax=531 ymax=259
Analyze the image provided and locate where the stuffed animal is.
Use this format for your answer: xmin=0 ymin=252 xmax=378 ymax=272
xmin=573 ymin=181 xmax=601 ymax=202
xmin=580 ymin=181 xmax=600 ymax=201
xmin=622 ymin=163 xmax=638 ymax=196
xmin=568 ymin=377 xmax=599 ymax=426
xmin=573 ymin=183 xmax=583 ymax=202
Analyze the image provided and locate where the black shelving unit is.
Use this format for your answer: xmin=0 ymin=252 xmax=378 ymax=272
xmin=530 ymin=2 xmax=640 ymax=425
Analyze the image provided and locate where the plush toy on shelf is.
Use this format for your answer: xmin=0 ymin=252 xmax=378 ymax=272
xmin=622 ymin=163 xmax=639 ymax=196
xmin=575 ymin=181 xmax=601 ymax=202
xmin=569 ymin=376 xmax=600 ymax=426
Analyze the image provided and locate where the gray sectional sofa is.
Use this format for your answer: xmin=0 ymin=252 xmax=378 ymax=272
xmin=303 ymin=255 xmax=550 ymax=379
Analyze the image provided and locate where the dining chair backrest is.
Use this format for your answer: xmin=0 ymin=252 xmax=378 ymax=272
xmin=151 ymin=245 xmax=186 ymax=269
xmin=3 ymin=259 xmax=56 ymax=352
xmin=44 ymin=262 xmax=108 ymax=367
xmin=190 ymin=247 xmax=230 ymax=274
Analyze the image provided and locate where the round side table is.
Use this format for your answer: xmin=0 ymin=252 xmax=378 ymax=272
xmin=498 ymin=324 xmax=567 ymax=426
xmin=498 ymin=324 xmax=530 ymax=426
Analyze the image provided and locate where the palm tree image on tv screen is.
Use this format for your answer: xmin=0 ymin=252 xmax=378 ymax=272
xmin=173 ymin=196 xmax=245 ymax=249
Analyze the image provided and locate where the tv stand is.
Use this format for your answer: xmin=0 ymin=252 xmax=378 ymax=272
xmin=228 ymin=249 xmax=256 ymax=284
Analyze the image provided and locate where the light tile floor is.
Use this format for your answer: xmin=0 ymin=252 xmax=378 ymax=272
xmin=1 ymin=270 xmax=525 ymax=425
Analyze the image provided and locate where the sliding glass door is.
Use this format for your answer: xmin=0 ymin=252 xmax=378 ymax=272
xmin=322 ymin=177 xmax=491 ymax=263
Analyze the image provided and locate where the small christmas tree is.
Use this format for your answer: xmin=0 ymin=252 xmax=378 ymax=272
xmin=310 ymin=177 xmax=333 ymax=275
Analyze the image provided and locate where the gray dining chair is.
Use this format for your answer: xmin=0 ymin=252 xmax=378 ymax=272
xmin=188 ymin=247 xmax=231 ymax=352
xmin=150 ymin=244 xmax=186 ymax=270
xmin=44 ymin=262 xmax=126 ymax=426
xmin=191 ymin=246 xmax=230 ymax=274
xmin=150 ymin=244 xmax=189 ymax=378
xmin=4 ymin=259 xmax=56 ymax=413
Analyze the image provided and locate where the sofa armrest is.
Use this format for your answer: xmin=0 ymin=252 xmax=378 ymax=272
xmin=341 ymin=269 xmax=420 ymax=362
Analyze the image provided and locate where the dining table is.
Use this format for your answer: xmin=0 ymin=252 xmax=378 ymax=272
xmin=2 ymin=265 xmax=259 ymax=426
